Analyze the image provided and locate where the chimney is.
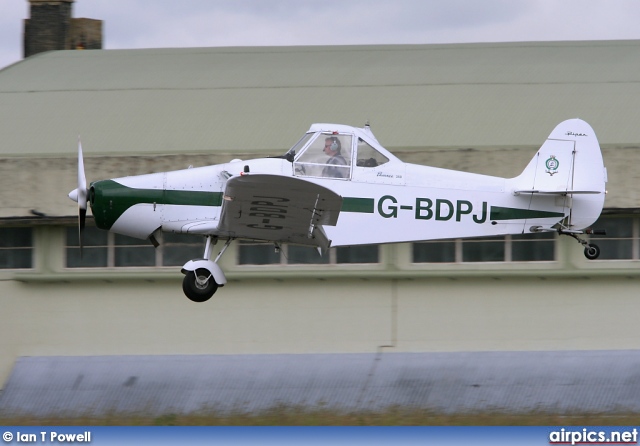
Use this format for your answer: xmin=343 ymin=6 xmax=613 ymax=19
xmin=24 ymin=0 xmax=102 ymax=58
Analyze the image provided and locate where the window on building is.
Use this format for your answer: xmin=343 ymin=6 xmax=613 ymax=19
xmin=287 ymin=245 xmax=330 ymax=265
xmin=0 ymin=227 xmax=33 ymax=269
xmin=114 ymin=233 xmax=155 ymax=267
xmin=413 ymin=240 xmax=456 ymax=263
xmin=66 ymin=226 xmax=203 ymax=268
xmin=462 ymin=236 xmax=506 ymax=262
xmin=511 ymin=232 xmax=556 ymax=261
xmin=238 ymin=241 xmax=379 ymax=265
xmin=413 ymin=232 xmax=556 ymax=264
xmin=62 ymin=215 xmax=639 ymax=270
xmin=336 ymin=245 xmax=380 ymax=264
xmin=237 ymin=241 xmax=280 ymax=265
xmin=589 ymin=215 xmax=637 ymax=260
xmin=66 ymin=226 xmax=108 ymax=268
xmin=162 ymin=232 xmax=203 ymax=266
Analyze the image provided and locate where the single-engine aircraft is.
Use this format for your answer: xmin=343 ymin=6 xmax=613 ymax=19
xmin=69 ymin=118 xmax=607 ymax=302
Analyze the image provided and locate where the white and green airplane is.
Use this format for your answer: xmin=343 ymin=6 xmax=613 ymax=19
xmin=69 ymin=118 xmax=607 ymax=302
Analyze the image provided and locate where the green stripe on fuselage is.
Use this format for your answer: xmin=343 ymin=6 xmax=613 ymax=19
xmin=490 ymin=206 xmax=564 ymax=221
xmin=90 ymin=179 xmax=222 ymax=230
xmin=341 ymin=197 xmax=374 ymax=213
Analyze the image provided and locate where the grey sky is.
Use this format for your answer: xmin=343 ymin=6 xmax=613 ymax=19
xmin=1 ymin=0 xmax=640 ymax=69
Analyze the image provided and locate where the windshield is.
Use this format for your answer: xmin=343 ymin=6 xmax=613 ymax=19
xmin=293 ymin=133 xmax=353 ymax=179
xmin=284 ymin=132 xmax=315 ymax=161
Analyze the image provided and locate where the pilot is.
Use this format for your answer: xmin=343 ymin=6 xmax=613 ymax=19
xmin=322 ymin=136 xmax=347 ymax=178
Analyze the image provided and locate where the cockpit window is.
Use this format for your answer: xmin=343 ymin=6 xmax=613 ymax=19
xmin=284 ymin=132 xmax=315 ymax=161
xmin=356 ymin=138 xmax=389 ymax=167
xmin=294 ymin=133 xmax=352 ymax=179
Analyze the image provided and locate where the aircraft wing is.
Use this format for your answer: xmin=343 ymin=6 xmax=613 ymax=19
xmin=216 ymin=174 xmax=343 ymax=250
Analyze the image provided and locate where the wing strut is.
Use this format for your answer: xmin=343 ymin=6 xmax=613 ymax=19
xmin=308 ymin=194 xmax=321 ymax=239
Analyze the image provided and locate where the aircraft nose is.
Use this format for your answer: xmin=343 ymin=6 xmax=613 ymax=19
xmin=68 ymin=188 xmax=79 ymax=202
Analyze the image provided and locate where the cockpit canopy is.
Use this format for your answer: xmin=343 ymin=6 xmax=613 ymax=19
xmin=284 ymin=124 xmax=394 ymax=180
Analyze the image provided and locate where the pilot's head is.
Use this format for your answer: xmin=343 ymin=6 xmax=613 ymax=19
xmin=323 ymin=137 xmax=341 ymax=155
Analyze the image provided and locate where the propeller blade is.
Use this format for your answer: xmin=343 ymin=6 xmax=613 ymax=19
xmin=78 ymin=207 xmax=86 ymax=256
xmin=77 ymin=138 xmax=88 ymax=256
xmin=78 ymin=138 xmax=87 ymax=208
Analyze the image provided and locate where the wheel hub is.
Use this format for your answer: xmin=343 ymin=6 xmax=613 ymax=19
xmin=194 ymin=271 xmax=212 ymax=289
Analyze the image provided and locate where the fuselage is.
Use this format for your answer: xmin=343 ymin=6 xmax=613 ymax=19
xmin=89 ymin=157 xmax=562 ymax=246
xmin=88 ymin=120 xmax=605 ymax=247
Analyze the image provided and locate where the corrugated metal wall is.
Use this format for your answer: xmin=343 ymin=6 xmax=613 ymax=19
xmin=3 ymin=350 xmax=640 ymax=416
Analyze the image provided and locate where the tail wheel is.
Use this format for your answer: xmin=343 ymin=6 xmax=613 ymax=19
xmin=584 ymin=244 xmax=600 ymax=260
xmin=182 ymin=269 xmax=218 ymax=302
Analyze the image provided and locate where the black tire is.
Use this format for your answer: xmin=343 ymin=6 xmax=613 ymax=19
xmin=182 ymin=269 xmax=218 ymax=302
xmin=584 ymin=244 xmax=600 ymax=260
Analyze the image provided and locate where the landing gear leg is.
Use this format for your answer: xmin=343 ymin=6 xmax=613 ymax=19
xmin=181 ymin=237 xmax=233 ymax=302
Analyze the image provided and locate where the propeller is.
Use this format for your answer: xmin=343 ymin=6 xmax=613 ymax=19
xmin=68 ymin=137 xmax=88 ymax=256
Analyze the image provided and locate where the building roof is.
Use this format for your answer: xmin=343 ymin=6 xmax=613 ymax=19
xmin=2 ymin=41 xmax=640 ymax=157
xmin=3 ymin=351 xmax=640 ymax=417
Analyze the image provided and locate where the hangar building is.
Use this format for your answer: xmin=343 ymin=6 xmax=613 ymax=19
xmin=1 ymin=41 xmax=639 ymax=414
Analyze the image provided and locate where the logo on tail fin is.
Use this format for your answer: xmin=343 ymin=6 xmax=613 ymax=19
xmin=545 ymin=155 xmax=559 ymax=176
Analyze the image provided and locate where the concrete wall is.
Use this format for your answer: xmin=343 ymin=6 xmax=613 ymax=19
xmin=3 ymin=272 xmax=640 ymax=387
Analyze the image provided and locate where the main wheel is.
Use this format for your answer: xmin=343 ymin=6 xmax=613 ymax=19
xmin=182 ymin=269 xmax=218 ymax=302
xmin=584 ymin=244 xmax=600 ymax=260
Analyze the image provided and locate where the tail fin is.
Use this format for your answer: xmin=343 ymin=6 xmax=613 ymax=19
xmin=512 ymin=119 xmax=607 ymax=230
